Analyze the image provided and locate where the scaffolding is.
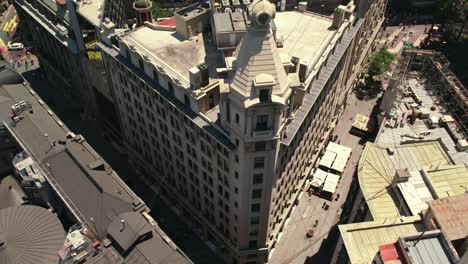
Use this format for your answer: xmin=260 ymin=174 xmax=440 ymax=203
xmin=402 ymin=49 xmax=468 ymax=135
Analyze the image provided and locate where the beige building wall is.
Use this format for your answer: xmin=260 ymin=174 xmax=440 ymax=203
xmin=100 ymin=1 xmax=386 ymax=263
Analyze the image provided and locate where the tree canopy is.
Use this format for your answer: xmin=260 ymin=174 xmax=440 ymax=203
xmin=152 ymin=1 xmax=174 ymax=18
xmin=368 ymin=48 xmax=395 ymax=76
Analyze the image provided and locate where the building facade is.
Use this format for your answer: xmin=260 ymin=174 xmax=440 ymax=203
xmin=12 ymin=0 xmax=129 ymax=145
xmin=98 ymin=0 xmax=385 ymax=263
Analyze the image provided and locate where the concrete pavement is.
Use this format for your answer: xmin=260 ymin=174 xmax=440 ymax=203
xmin=376 ymin=24 xmax=429 ymax=53
xmin=268 ymin=93 xmax=378 ymax=264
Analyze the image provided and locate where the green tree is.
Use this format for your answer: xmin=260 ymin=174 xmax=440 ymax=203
xmin=152 ymin=1 xmax=174 ymax=18
xmin=435 ymin=0 xmax=468 ymax=41
xmin=368 ymin=48 xmax=395 ymax=76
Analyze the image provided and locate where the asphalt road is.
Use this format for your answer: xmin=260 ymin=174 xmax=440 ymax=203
xmin=0 ymin=6 xmax=18 ymax=59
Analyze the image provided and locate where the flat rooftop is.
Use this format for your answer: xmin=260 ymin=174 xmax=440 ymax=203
xmin=339 ymin=216 xmax=423 ymax=264
xmin=424 ymin=164 xmax=468 ymax=199
xmin=0 ymin=66 xmax=192 ymax=263
xmin=122 ymin=28 xmax=221 ymax=88
xmin=0 ymin=175 xmax=27 ymax=209
xmin=376 ymin=73 xmax=468 ymax=165
xmin=358 ymin=141 xmax=453 ymax=220
xmin=76 ymin=0 xmax=104 ymax=26
xmin=275 ymin=11 xmax=334 ymax=69
xmin=0 ymin=79 xmax=146 ymax=238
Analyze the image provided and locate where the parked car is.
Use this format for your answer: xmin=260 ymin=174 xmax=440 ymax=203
xmin=7 ymin=43 xmax=24 ymax=51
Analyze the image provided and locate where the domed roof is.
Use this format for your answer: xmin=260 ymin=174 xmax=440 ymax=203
xmin=249 ymin=0 xmax=276 ymax=29
xmin=0 ymin=205 xmax=65 ymax=264
xmin=134 ymin=0 xmax=151 ymax=9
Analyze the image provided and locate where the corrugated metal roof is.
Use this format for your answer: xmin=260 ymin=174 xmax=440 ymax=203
xmin=339 ymin=217 xmax=423 ymax=264
xmin=358 ymin=141 xmax=452 ymax=220
xmin=405 ymin=235 xmax=453 ymax=264
xmin=0 ymin=205 xmax=65 ymax=264
xmin=213 ymin=13 xmax=234 ymax=32
xmin=423 ymin=164 xmax=468 ymax=199
xmin=427 ymin=193 xmax=468 ymax=241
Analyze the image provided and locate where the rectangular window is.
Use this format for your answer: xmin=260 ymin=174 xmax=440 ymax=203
xmin=252 ymin=189 xmax=262 ymax=199
xmin=253 ymin=157 xmax=264 ymax=169
xmin=255 ymin=114 xmax=268 ymax=131
xmin=184 ymin=94 xmax=190 ymax=106
xmin=235 ymin=113 xmax=240 ymax=124
xmin=255 ymin=141 xmax=266 ymax=151
xmin=259 ymin=89 xmax=269 ymax=102
xmin=153 ymin=70 xmax=159 ymax=82
xmin=249 ymin=240 xmax=257 ymax=249
xmin=250 ymin=216 xmax=259 ymax=225
xmin=251 ymin=203 xmax=260 ymax=212
xmin=253 ymin=174 xmax=263 ymax=184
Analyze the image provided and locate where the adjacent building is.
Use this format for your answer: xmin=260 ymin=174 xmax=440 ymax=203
xmin=97 ymin=0 xmax=386 ymax=262
xmin=0 ymin=62 xmax=192 ymax=264
xmin=336 ymin=48 xmax=468 ymax=264
xmin=11 ymin=0 xmax=128 ymax=145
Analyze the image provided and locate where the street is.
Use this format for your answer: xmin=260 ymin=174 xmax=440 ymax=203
xmin=0 ymin=6 xmax=18 ymax=59
xmin=268 ymin=93 xmax=379 ymax=264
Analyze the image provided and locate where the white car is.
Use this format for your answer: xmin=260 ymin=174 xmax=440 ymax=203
xmin=7 ymin=43 xmax=24 ymax=51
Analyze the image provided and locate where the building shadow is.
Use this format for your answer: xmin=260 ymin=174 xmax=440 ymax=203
xmin=304 ymin=225 xmax=340 ymax=264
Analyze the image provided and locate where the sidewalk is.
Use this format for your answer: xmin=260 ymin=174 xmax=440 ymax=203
xmin=268 ymin=93 xmax=378 ymax=264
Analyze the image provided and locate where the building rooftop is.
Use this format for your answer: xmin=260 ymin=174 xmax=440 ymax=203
xmin=0 ymin=175 xmax=28 ymax=209
xmin=37 ymin=0 xmax=70 ymax=24
xmin=43 ymin=141 xmax=145 ymax=238
xmin=282 ymin=18 xmax=362 ymax=145
xmin=358 ymin=141 xmax=452 ymax=220
xmin=99 ymin=43 xmax=236 ymax=150
xmin=0 ymin=205 xmax=66 ymax=264
xmin=0 ymin=67 xmax=192 ymax=264
xmin=274 ymin=11 xmax=333 ymax=71
xmin=121 ymin=28 xmax=221 ymax=88
xmin=376 ymin=72 xmax=468 ymax=165
xmin=427 ymin=193 xmax=468 ymax=241
xmin=423 ymin=164 xmax=468 ymax=199
xmin=108 ymin=212 xmax=191 ymax=264
xmin=14 ymin=0 xmax=79 ymax=52
xmin=398 ymin=231 xmax=459 ymax=264
xmin=76 ymin=0 xmax=105 ymax=26
xmin=339 ymin=216 xmax=423 ymax=264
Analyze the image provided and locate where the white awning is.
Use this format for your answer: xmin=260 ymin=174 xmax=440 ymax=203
xmin=319 ymin=151 xmax=336 ymax=169
xmin=319 ymin=142 xmax=352 ymax=173
xmin=322 ymin=173 xmax=340 ymax=194
xmin=311 ymin=168 xmax=327 ymax=188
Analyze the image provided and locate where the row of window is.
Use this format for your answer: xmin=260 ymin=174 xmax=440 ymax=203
xmin=113 ymin=58 xmax=242 ymax=243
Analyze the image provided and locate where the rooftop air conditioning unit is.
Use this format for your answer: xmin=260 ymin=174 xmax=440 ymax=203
xmin=189 ymin=67 xmax=201 ymax=90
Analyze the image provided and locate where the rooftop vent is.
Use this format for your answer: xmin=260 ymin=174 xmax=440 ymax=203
xmin=394 ymin=168 xmax=411 ymax=182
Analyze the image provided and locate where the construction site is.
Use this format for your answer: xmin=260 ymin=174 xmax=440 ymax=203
xmin=378 ymin=49 xmax=468 ymax=156
xmin=335 ymin=49 xmax=468 ymax=264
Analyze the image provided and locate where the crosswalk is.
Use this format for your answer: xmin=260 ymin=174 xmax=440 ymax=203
xmin=2 ymin=14 xmax=17 ymax=33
